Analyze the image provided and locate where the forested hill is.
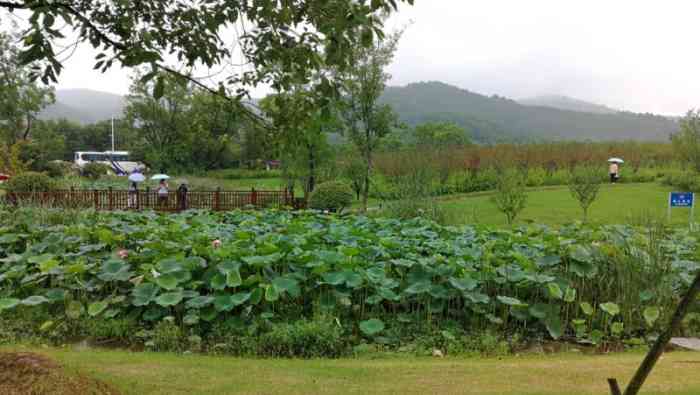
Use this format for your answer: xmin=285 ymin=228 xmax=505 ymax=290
xmin=41 ymin=83 xmax=679 ymax=143
xmin=40 ymin=89 xmax=125 ymax=124
xmin=380 ymin=82 xmax=678 ymax=142
xmin=517 ymin=95 xmax=618 ymax=114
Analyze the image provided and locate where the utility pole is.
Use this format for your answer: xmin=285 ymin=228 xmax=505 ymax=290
xmin=111 ymin=116 xmax=115 ymax=152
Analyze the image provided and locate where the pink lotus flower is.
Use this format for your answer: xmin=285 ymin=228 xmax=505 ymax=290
xmin=117 ymin=249 xmax=129 ymax=259
xmin=212 ymin=239 xmax=222 ymax=249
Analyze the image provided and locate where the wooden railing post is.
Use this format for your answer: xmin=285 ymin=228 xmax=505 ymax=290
xmin=70 ymin=186 xmax=75 ymax=208
xmin=214 ymin=187 xmax=221 ymax=211
xmin=145 ymin=187 xmax=150 ymax=210
xmin=93 ymin=189 xmax=99 ymax=210
xmin=251 ymin=187 xmax=257 ymax=207
xmin=108 ymin=187 xmax=114 ymax=210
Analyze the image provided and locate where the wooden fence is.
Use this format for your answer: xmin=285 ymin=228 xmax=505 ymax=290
xmin=3 ymin=188 xmax=305 ymax=212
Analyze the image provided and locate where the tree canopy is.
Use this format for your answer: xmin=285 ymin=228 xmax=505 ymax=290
xmin=1 ymin=0 xmax=413 ymax=124
xmin=0 ymin=29 xmax=54 ymax=145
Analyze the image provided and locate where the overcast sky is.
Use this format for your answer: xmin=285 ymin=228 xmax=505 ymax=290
xmin=48 ymin=0 xmax=700 ymax=115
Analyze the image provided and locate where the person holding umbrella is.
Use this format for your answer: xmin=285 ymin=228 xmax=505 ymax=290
xmin=151 ymin=174 xmax=170 ymax=208
xmin=608 ymin=158 xmax=623 ymax=184
xmin=128 ymin=171 xmax=145 ymax=208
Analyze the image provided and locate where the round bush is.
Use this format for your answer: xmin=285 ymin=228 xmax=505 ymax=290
xmin=81 ymin=163 xmax=112 ymax=180
xmin=43 ymin=161 xmax=74 ymax=178
xmin=308 ymin=181 xmax=354 ymax=213
xmin=5 ymin=172 xmax=55 ymax=193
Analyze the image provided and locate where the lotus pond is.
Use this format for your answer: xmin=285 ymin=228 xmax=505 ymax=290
xmin=0 ymin=208 xmax=698 ymax=355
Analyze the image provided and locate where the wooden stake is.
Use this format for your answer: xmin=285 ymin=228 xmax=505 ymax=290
xmin=609 ymin=271 xmax=700 ymax=395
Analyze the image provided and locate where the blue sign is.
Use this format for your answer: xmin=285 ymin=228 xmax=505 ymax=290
xmin=670 ymin=192 xmax=694 ymax=207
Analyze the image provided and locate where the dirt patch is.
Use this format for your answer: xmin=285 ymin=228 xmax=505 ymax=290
xmin=0 ymin=352 xmax=120 ymax=395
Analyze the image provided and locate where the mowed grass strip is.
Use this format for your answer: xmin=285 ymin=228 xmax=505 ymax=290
xmin=441 ymin=183 xmax=698 ymax=227
xmin=3 ymin=347 xmax=700 ymax=395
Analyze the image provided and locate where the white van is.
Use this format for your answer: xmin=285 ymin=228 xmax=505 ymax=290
xmin=74 ymin=151 xmax=144 ymax=175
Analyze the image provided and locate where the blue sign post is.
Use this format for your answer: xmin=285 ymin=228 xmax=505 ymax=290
xmin=669 ymin=192 xmax=695 ymax=226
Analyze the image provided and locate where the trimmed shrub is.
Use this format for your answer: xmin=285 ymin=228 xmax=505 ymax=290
xmin=81 ymin=162 xmax=112 ymax=179
xmin=308 ymin=181 xmax=354 ymax=213
xmin=5 ymin=171 xmax=55 ymax=193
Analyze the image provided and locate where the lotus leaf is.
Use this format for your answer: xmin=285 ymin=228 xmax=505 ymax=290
xmin=186 ymin=296 xmax=214 ymax=309
xmin=155 ymin=291 xmax=184 ymax=307
xmin=547 ymin=283 xmax=563 ymax=300
xmin=564 ymin=287 xmax=576 ymax=303
xmin=544 ymin=315 xmax=563 ymax=339
xmin=600 ymin=302 xmax=620 ymax=316
xmin=265 ymin=284 xmax=280 ymax=302
xmin=448 ymin=277 xmax=477 ymax=291
xmin=497 ymin=296 xmax=528 ymax=307
xmin=88 ymin=301 xmax=109 ymax=317
xmin=226 ymin=269 xmax=243 ymax=288
xmin=0 ymin=298 xmax=20 ymax=311
xmin=580 ymin=302 xmax=594 ymax=316
xmin=359 ymin=318 xmax=385 ymax=336
xmin=22 ymin=295 xmax=49 ymax=306
xmin=155 ymin=274 xmax=180 ymax=290
xmin=643 ymin=306 xmax=660 ymax=326
xmin=132 ymin=283 xmax=159 ymax=306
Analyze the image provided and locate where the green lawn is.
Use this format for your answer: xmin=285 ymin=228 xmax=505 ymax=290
xmin=440 ymin=183 xmax=697 ymax=227
xmin=4 ymin=346 xmax=700 ymax=395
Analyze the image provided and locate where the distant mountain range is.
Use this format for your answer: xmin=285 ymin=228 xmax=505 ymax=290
xmin=380 ymin=82 xmax=678 ymax=142
xmin=517 ymin=95 xmax=619 ymax=114
xmin=41 ymin=84 xmax=679 ymax=142
xmin=40 ymin=89 xmax=125 ymax=124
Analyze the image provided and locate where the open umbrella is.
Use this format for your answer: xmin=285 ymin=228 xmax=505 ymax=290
xmin=608 ymin=157 xmax=624 ymax=164
xmin=150 ymin=174 xmax=170 ymax=181
xmin=128 ymin=173 xmax=146 ymax=183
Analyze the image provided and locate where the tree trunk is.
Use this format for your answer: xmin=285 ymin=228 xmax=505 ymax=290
xmin=307 ymin=145 xmax=315 ymax=197
xmin=22 ymin=115 xmax=31 ymax=140
xmin=362 ymin=149 xmax=371 ymax=212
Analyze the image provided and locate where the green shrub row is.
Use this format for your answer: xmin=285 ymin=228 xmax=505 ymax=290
xmin=371 ymin=166 xmax=665 ymax=199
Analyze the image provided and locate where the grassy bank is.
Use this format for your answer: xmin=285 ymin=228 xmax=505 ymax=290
xmin=3 ymin=346 xmax=700 ymax=395
xmin=440 ymin=183 xmax=698 ymax=227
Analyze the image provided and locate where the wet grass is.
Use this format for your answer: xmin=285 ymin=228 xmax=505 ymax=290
xmin=440 ymin=183 xmax=696 ymax=227
xmin=3 ymin=346 xmax=700 ymax=395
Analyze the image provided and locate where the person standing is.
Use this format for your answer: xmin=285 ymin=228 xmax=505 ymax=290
xmin=128 ymin=181 xmax=138 ymax=209
xmin=157 ymin=179 xmax=169 ymax=208
xmin=609 ymin=162 xmax=619 ymax=183
xmin=176 ymin=182 xmax=189 ymax=211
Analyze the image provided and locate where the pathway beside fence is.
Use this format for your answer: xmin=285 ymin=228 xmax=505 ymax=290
xmin=4 ymin=188 xmax=305 ymax=212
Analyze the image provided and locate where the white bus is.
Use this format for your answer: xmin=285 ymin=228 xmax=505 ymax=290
xmin=74 ymin=151 xmax=144 ymax=175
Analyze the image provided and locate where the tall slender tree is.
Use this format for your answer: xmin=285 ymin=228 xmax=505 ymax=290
xmin=337 ymin=31 xmax=402 ymax=211
xmin=260 ymin=88 xmax=337 ymax=198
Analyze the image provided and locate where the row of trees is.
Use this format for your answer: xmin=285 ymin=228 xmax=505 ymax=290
xmin=0 ymin=0 xmax=413 ymax=211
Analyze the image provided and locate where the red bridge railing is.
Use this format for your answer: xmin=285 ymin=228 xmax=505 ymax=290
xmin=3 ymin=188 xmax=306 ymax=212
